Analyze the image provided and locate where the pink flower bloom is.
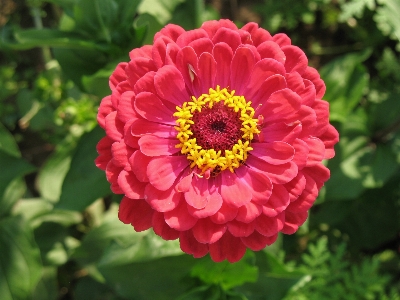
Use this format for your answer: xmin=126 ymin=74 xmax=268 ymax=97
xmin=96 ymin=19 xmax=339 ymax=263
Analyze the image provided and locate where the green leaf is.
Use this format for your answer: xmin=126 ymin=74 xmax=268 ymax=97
xmin=0 ymin=122 xmax=20 ymax=157
xmin=0 ymin=216 xmax=43 ymax=300
xmin=320 ymin=50 xmax=371 ymax=122
xmin=31 ymin=267 xmax=58 ymax=300
xmin=57 ymin=126 xmax=110 ymax=211
xmin=138 ymin=0 xmax=185 ymax=25
xmin=133 ymin=13 xmax=163 ymax=45
xmin=191 ymin=251 xmax=258 ymax=290
xmin=74 ymin=276 xmax=124 ymax=300
xmin=99 ymin=255 xmax=197 ymax=300
xmin=0 ymin=150 xmax=35 ymax=217
xmin=82 ymin=64 xmax=115 ymax=99
xmin=37 ymin=143 xmax=74 ymax=203
xmin=374 ymin=0 xmax=400 ymax=49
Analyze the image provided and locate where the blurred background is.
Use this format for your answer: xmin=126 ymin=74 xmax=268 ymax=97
xmin=0 ymin=0 xmax=399 ymax=299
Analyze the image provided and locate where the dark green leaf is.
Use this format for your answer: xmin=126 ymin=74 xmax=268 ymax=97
xmin=0 ymin=122 xmax=20 ymax=157
xmin=99 ymin=255 xmax=197 ymax=300
xmin=0 ymin=216 xmax=43 ymax=300
xmin=57 ymin=126 xmax=110 ymax=211
xmin=0 ymin=150 xmax=35 ymax=217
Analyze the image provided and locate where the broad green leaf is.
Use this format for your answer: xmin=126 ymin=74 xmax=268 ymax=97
xmin=12 ymin=29 xmax=111 ymax=51
xmin=37 ymin=142 xmax=74 ymax=203
xmin=0 ymin=150 xmax=35 ymax=217
xmin=320 ymin=50 xmax=371 ymax=122
xmin=73 ymin=276 xmax=123 ymax=300
xmin=57 ymin=126 xmax=110 ymax=211
xmin=31 ymin=267 xmax=58 ymax=300
xmin=0 ymin=216 xmax=43 ymax=300
xmin=138 ymin=0 xmax=185 ymax=25
xmin=99 ymin=255 xmax=197 ymax=300
xmin=191 ymin=251 xmax=258 ymax=290
xmin=82 ymin=65 xmax=115 ymax=99
xmin=0 ymin=122 xmax=20 ymax=157
xmin=134 ymin=13 xmax=163 ymax=45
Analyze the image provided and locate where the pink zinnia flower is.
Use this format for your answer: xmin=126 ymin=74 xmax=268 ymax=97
xmin=95 ymin=19 xmax=339 ymax=263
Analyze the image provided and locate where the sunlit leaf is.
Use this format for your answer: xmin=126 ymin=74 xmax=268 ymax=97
xmin=0 ymin=216 xmax=43 ymax=300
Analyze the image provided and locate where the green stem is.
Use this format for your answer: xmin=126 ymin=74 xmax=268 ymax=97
xmin=194 ymin=0 xmax=205 ymax=28
xmin=30 ymin=5 xmax=52 ymax=65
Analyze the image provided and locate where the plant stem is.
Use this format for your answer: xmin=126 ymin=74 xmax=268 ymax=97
xmin=30 ymin=5 xmax=52 ymax=66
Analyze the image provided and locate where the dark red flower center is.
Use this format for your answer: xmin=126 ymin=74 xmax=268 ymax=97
xmin=191 ymin=102 xmax=242 ymax=152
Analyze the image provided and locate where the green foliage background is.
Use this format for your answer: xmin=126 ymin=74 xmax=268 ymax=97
xmin=0 ymin=0 xmax=399 ymax=299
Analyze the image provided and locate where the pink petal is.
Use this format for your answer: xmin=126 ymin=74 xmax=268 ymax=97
xmin=246 ymin=155 xmax=298 ymax=184
xmin=236 ymin=201 xmax=263 ymax=223
xmin=164 ymin=43 xmax=180 ymax=65
xmin=257 ymin=41 xmax=286 ymax=64
xmin=312 ymin=99 xmax=330 ymax=136
xmin=97 ymin=95 xmax=114 ymax=129
xmin=281 ymin=210 xmax=308 ymax=234
xmin=241 ymin=23 xmax=272 ymax=47
xmin=152 ymin=36 xmax=175 ymax=68
xmin=243 ymin=58 xmax=286 ymax=98
xmin=303 ymin=163 xmax=330 ymax=190
xmin=154 ymin=65 xmax=190 ymax=106
xmin=184 ymin=175 xmax=210 ymax=209
xmin=305 ymin=137 xmax=325 ymax=166
xmin=284 ymin=173 xmax=307 ymax=202
xmin=133 ymin=71 xmax=157 ymax=94
xmin=262 ymin=184 xmax=290 ymax=217
xmin=164 ymin=201 xmax=197 ymax=231
xmin=209 ymin=201 xmax=238 ymax=224
xmin=111 ymin=141 xmax=134 ymax=171
xmin=139 ymin=135 xmax=179 ymax=156
xmin=251 ymin=141 xmax=294 ymax=165
xmin=230 ymin=46 xmax=256 ymax=94
xmin=176 ymin=46 xmax=201 ymax=96
xmin=154 ymin=24 xmax=185 ymax=42
xmin=281 ymin=45 xmax=308 ymax=74
xmin=209 ymin=231 xmax=247 ymax=263
xmin=259 ymin=122 xmax=302 ymax=144
xmin=192 ymin=218 xmax=227 ymax=244
xmin=292 ymin=138 xmax=308 ymax=170
xmin=109 ymin=62 xmax=128 ymax=90
xmin=111 ymin=81 xmax=130 ymax=108
xmin=179 ymin=230 xmax=208 ymax=258
xmin=95 ymin=136 xmax=113 ymax=170
xmin=319 ymin=124 xmax=339 ymax=159
xmin=131 ymin=118 xmax=176 ymax=138
xmin=188 ymin=37 xmax=214 ymax=56
xmin=303 ymin=66 xmax=326 ymax=98
xmin=187 ymin=188 xmax=223 ymax=219
xmin=129 ymin=45 xmax=152 ymax=60
xmin=235 ymin=166 xmax=272 ymax=205
xmin=118 ymin=170 xmax=146 ymax=199
xmin=176 ymin=28 xmax=209 ymax=48
xmin=286 ymin=172 xmax=318 ymax=213
xmin=117 ymin=91 xmax=138 ymax=123
xmin=213 ymin=42 xmax=233 ymax=88
xmin=125 ymin=57 xmax=157 ymax=88
xmin=202 ymin=19 xmax=238 ymax=39
xmin=272 ymin=33 xmax=291 ymax=47
xmin=255 ymin=211 xmax=285 ymax=237
xmin=227 ymin=219 xmax=255 ymax=237
xmin=212 ymin=27 xmax=241 ymax=52
xmin=105 ymin=111 xmax=124 ymax=142
xmin=118 ymin=197 xmax=153 ymax=231
xmin=298 ymin=79 xmax=316 ymax=106
xmin=129 ymin=151 xmax=152 ymax=182
xmin=198 ymin=52 xmax=217 ymax=94
xmin=175 ymin=170 xmax=194 ymax=193
xmin=220 ymin=172 xmax=252 ymax=208
xmin=294 ymin=106 xmax=317 ymax=138
xmin=251 ymin=74 xmax=287 ymax=106
xmin=147 ymin=155 xmax=188 ymax=191
xmin=105 ymin=160 xmax=124 ymax=194
xmin=145 ymin=184 xmax=181 ymax=212
xmin=152 ymin=212 xmax=180 ymax=240
xmin=258 ymin=89 xmax=302 ymax=123
xmin=134 ymin=92 xmax=175 ymax=125
xmin=241 ymin=231 xmax=278 ymax=251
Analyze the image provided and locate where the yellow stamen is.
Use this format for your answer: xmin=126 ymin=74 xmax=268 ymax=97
xmin=173 ymin=86 xmax=260 ymax=175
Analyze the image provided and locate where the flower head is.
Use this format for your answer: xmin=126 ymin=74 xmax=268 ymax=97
xmin=95 ymin=19 xmax=339 ymax=263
